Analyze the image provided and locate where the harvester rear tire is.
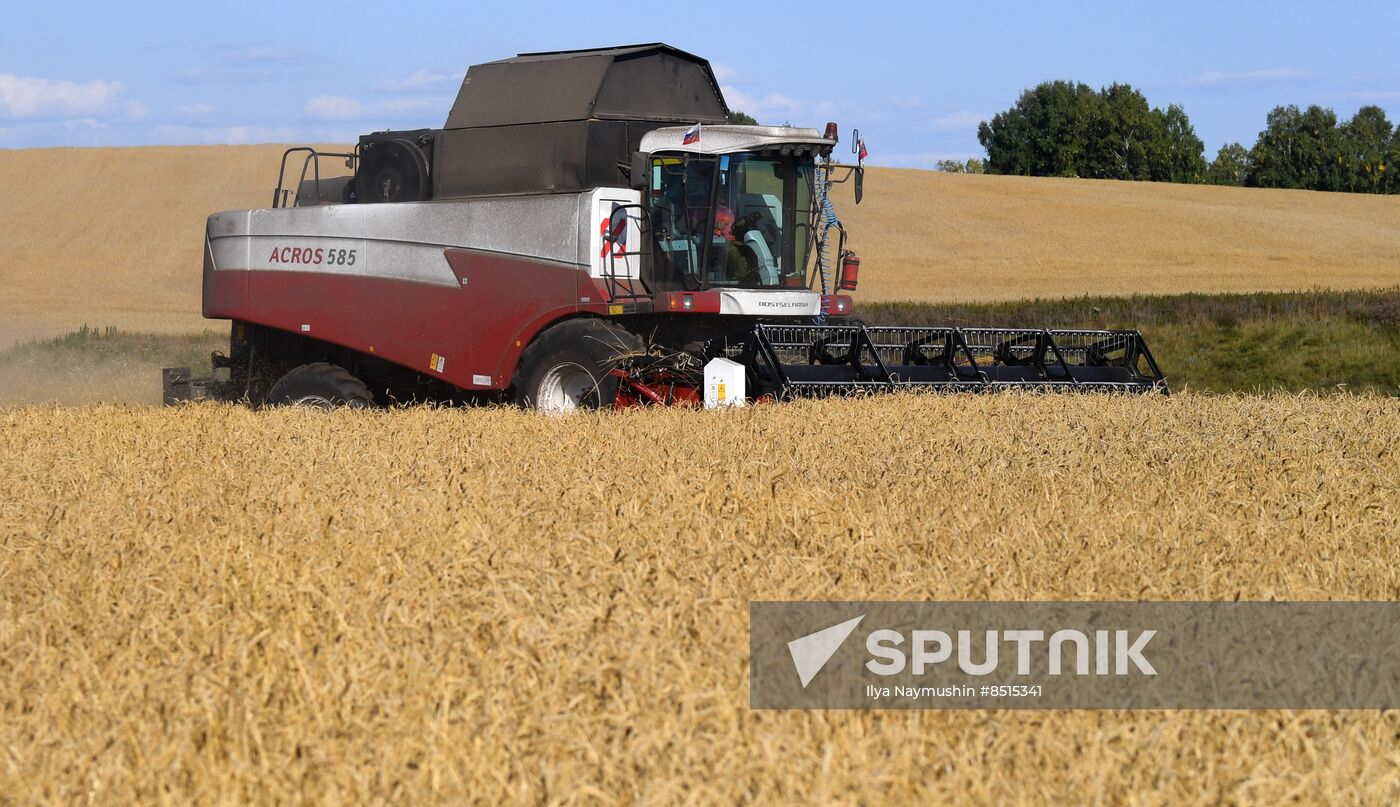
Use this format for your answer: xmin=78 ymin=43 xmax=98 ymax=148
xmin=513 ymin=319 xmax=643 ymax=412
xmin=266 ymin=362 xmax=374 ymax=409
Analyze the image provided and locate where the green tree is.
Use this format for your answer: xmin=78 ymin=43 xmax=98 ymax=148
xmin=977 ymin=80 xmax=1100 ymax=177
xmin=1304 ymin=105 xmax=1348 ymax=192
xmin=935 ymin=158 xmax=987 ymax=173
xmin=1155 ymin=104 xmax=1208 ymax=183
xmin=1206 ymin=142 xmax=1251 ymax=186
xmin=1087 ymin=83 xmax=1157 ymax=180
xmin=1248 ymin=105 xmax=1346 ymax=191
xmin=729 ymin=110 xmax=758 ymax=126
xmin=979 ymin=81 xmax=1204 ymax=183
xmin=1341 ymin=106 xmax=1393 ymax=193
xmin=1390 ymin=125 xmax=1400 ymax=194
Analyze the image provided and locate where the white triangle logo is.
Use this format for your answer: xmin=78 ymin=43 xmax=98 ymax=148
xmin=787 ymin=615 xmax=865 ymax=688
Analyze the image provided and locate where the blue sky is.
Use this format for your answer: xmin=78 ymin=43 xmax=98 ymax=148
xmin=2 ymin=0 xmax=1397 ymax=168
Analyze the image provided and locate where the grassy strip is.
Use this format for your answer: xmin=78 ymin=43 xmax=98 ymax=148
xmin=0 ymin=325 xmax=227 ymax=373
xmin=858 ymin=289 xmax=1400 ymax=393
xmin=0 ymin=326 xmax=228 ymax=406
xmin=3 ymin=289 xmax=1398 ymax=399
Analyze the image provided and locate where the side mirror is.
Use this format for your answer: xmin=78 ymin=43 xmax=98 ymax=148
xmin=629 ymin=152 xmax=650 ymax=191
xmin=855 ymin=166 xmax=864 ymax=205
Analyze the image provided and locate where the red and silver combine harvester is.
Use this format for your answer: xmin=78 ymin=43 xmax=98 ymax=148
xmin=165 ymin=43 xmax=1165 ymax=410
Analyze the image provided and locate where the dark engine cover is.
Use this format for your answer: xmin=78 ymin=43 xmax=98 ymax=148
xmin=355 ymin=44 xmax=729 ymax=202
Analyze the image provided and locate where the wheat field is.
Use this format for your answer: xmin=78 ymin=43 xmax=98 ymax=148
xmin=2 ymin=145 xmax=1398 ymax=347
xmin=3 ymin=393 xmax=1398 ymax=803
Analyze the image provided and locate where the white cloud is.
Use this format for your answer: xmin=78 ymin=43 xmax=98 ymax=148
xmin=930 ymin=110 xmax=988 ymax=131
xmin=711 ymin=58 xmax=846 ymax=125
xmin=710 ymin=62 xmax=741 ymax=83
xmin=375 ymin=69 xmax=462 ymax=92
xmin=723 ymin=85 xmax=836 ymax=124
xmin=147 ymin=123 xmax=356 ymax=146
xmin=874 ymin=150 xmax=980 ymax=170
xmin=305 ymin=95 xmax=365 ymax=120
xmin=0 ymin=74 xmax=125 ymax=119
xmin=305 ymin=93 xmax=453 ymax=122
xmin=1189 ymin=68 xmax=1308 ymax=86
xmin=891 ymin=95 xmax=925 ymax=111
xmin=178 ymin=103 xmax=217 ymax=119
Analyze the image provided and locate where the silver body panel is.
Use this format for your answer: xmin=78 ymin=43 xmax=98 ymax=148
xmin=206 ymin=189 xmax=644 ymax=287
xmin=719 ymin=290 xmax=822 ymax=317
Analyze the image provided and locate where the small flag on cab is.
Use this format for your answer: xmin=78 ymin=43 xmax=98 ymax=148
xmin=683 ymin=123 xmax=701 ymax=145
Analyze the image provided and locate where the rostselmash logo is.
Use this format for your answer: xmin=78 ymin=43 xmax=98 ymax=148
xmin=756 ymin=301 xmax=809 ymax=308
xmin=788 ymin=618 xmax=1156 ymax=687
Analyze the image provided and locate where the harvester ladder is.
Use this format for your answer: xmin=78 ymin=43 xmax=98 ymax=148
xmin=273 ymin=147 xmax=358 ymax=209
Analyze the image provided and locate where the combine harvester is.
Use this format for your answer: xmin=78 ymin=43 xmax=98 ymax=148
xmin=165 ymin=44 xmax=1165 ymax=410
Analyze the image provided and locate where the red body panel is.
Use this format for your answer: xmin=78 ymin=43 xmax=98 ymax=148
xmin=202 ymin=239 xmax=245 ymax=317
xmin=657 ymin=290 xmax=722 ymax=313
xmin=443 ymin=249 xmax=611 ymax=385
xmin=203 ymin=242 xmax=610 ymax=390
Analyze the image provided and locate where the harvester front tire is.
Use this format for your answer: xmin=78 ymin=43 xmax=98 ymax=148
xmin=513 ymin=319 xmax=642 ymax=412
xmin=266 ymin=362 xmax=374 ymax=409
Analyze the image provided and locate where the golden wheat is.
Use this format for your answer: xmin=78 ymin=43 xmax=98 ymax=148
xmin=841 ymin=168 xmax=1400 ymax=302
xmin=3 ymin=146 xmax=1399 ymax=347
xmin=2 ymin=392 xmax=1398 ymax=803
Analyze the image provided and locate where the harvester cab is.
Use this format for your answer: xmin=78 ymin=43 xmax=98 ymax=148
xmin=629 ymin=124 xmax=854 ymax=297
xmin=164 ymin=42 xmax=1165 ymax=411
xmin=594 ymin=123 xmax=860 ymax=320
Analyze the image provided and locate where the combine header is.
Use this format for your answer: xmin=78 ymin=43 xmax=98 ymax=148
xmin=743 ymin=324 xmax=1162 ymax=398
xmin=165 ymin=43 xmax=1165 ymax=410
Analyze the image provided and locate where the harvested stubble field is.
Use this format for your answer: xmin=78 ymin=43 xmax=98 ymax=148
xmin=3 ymin=145 xmax=1398 ymax=346
xmin=3 ymin=392 xmax=1399 ymax=803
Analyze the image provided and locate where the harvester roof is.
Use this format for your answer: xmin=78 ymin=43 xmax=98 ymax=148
xmin=444 ymin=43 xmax=730 ymax=129
xmin=639 ymin=125 xmax=835 ymax=157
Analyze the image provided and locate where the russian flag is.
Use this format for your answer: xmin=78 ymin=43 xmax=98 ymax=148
xmin=682 ymin=123 xmax=701 ymax=145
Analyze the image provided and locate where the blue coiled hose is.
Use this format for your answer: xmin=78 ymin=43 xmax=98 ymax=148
xmin=812 ymin=165 xmax=842 ymax=323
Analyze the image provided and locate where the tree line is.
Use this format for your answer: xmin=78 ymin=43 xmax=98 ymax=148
xmin=972 ymin=81 xmax=1398 ymax=193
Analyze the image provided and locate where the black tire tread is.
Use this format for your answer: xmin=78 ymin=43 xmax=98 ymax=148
xmin=266 ymin=362 xmax=374 ymax=407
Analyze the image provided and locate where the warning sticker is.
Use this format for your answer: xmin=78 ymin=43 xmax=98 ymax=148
xmin=429 ymin=353 xmax=446 ymax=373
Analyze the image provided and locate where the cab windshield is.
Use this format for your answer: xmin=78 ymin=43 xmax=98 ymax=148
xmin=650 ymin=152 xmax=815 ymax=290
